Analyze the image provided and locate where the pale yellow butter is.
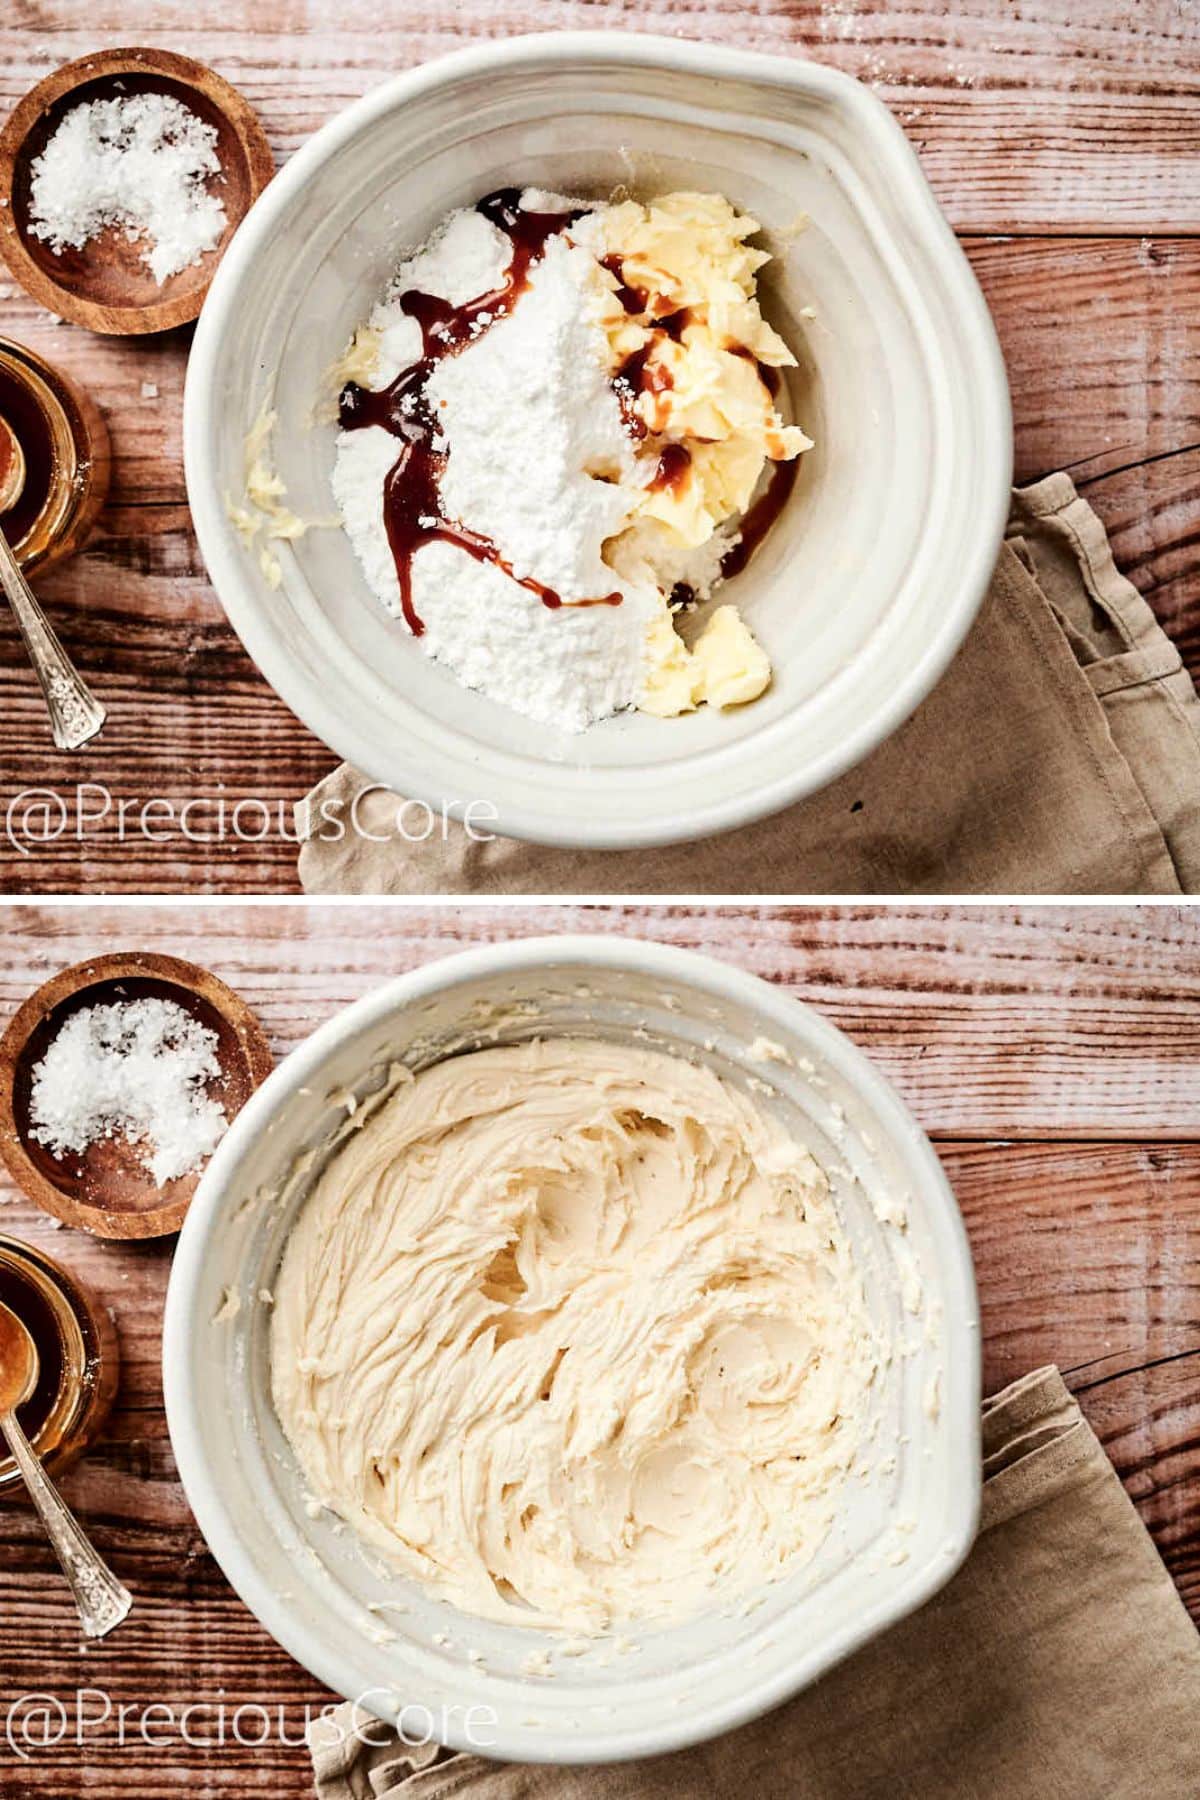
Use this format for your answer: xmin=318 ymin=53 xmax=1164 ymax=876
xmin=640 ymin=600 xmax=772 ymax=716
xmin=226 ymin=405 xmax=339 ymax=589
xmin=689 ymin=604 xmax=772 ymax=709
xmin=581 ymin=191 xmax=809 ymax=716
xmin=639 ymin=600 xmax=705 ymax=716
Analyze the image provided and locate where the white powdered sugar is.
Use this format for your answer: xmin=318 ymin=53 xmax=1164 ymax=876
xmin=432 ymin=236 xmax=634 ymax=605
xmin=332 ymin=200 xmax=656 ymax=733
xmin=28 ymin=997 xmax=229 ymax=1186
xmin=27 ymin=92 xmax=227 ymax=285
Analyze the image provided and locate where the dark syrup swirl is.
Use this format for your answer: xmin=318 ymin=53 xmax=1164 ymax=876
xmin=339 ymin=188 xmax=621 ymax=637
xmin=612 ymin=341 xmax=674 ymax=441
xmin=651 ymin=442 xmax=692 ymax=494
xmin=600 ymin=253 xmax=647 ymax=316
xmin=340 ymin=196 xmax=796 ymax=637
xmin=719 ymin=458 xmax=797 ymax=580
xmin=665 ymin=457 xmax=796 ymax=615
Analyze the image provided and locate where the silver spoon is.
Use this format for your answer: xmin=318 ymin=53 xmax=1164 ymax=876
xmin=0 ymin=1300 xmax=131 ymax=1638
xmin=0 ymin=413 xmax=106 ymax=750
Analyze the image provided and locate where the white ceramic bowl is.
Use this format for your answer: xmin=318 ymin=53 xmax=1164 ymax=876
xmin=184 ymin=32 xmax=1011 ymax=851
xmin=163 ymin=936 xmax=980 ymax=1764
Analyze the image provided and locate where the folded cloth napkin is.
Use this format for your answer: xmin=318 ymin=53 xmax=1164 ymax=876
xmin=308 ymin=1368 xmax=1200 ymax=1799
xmin=297 ymin=475 xmax=1200 ymax=896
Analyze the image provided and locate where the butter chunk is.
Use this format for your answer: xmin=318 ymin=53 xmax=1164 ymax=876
xmin=640 ymin=601 xmax=702 ymax=716
xmin=227 ymin=405 xmax=339 ymax=577
xmin=588 ymin=191 xmax=810 ymax=677
xmin=690 ymin=605 xmax=772 ymax=709
xmin=640 ymin=600 xmax=771 ymax=715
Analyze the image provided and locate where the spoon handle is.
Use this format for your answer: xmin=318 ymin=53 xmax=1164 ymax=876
xmin=0 ymin=528 xmax=106 ymax=751
xmin=0 ymin=1410 xmax=131 ymax=1639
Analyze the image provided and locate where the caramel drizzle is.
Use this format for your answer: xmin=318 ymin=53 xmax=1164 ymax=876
xmin=339 ymin=189 xmax=622 ymax=636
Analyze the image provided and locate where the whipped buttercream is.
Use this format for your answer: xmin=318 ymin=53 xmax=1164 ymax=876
xmin=271 ymin=1039 xmax=876 ymax=1634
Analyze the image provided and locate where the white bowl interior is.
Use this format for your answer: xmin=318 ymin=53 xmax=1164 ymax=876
xmin=164 ymin=941 xmax=980 ymax=1764
xmin=185 ymin=39 xmax=1011 ymax=846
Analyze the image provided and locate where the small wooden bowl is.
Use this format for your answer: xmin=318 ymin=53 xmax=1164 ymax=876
xmin=0 ymin=953 xmax=274 ymax=1239
xmin=0 ymin=48 xmax=274 ymax=335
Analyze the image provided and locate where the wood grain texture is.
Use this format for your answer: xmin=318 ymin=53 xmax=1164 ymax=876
xmin=1 ymin=0 xmax=1199 ymax=893
xmin=3 ymin=901 xmax=1199 ymax=1137
xmin=0 ymin=902 xmax=1196 ymax=1796
xmin=5 ymin=0 xmax=1200 ymax=236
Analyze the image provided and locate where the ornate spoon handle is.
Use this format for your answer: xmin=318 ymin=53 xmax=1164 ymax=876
xmin=0 ymin=528 xmax=105 ymax=751
xmin=0 ymin=1409 xmax=131 ymax=1638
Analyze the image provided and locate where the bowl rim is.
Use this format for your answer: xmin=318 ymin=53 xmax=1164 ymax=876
xmin=163 ymin=933 xmax=981 ymax=1764
xmin=184 ymin=30 xmax=1013 ymax=852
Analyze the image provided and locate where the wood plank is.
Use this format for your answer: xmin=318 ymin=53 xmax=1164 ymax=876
xmin=945 ymin=1138 xmax=1200 ymax=1618
xmin=950 ymin=1140 xmax=1200 ymax=1390
xmin=965 ymin=237 xmax=1200 ymax=483
xmin=2 ymin=902 xmax=1198 ymax=1138
xmin=3 ymin=0 xmax=1200 ymax=233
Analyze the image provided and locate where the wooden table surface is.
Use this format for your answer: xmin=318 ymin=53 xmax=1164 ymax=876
xmin=0 ymin=901 xmax=1195 ymax=1796
xmin=2 ymin=1 xmax=1200 ymax=894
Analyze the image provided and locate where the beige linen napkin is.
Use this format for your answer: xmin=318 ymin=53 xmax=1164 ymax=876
xmin=308 ymin=1367 xmax=1200 ymax=1799
xmin=297 ymin=475 xmax=1200 ymax=896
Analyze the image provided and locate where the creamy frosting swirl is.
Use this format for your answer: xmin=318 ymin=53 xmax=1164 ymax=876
xmin=271 ymin=1039 xmax=876 ymax=1633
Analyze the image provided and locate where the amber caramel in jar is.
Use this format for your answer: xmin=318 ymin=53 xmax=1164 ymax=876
xmin=0 ymin=338 xmax=110 ymax=573
xmin=0 ymin=1233 xmax=118 ymax=1491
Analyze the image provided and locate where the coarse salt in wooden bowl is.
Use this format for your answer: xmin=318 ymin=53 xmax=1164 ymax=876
xmin=0 ymin=952 xmax=273 ymax=1239
xmin=0 ymin=48 xmax=274 ymax=335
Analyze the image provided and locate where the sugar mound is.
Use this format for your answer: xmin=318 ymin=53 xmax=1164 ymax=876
xmin=332 ymin=207 xmax=654 ymax=733
xmin=27 ymin=93 xmax=227 ymax=285
xmin=28 ymin=997 xmax=229 ymax=1186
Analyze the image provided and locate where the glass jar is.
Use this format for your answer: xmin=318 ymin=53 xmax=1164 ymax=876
xmin=0 ymin=338 xmax=111 ymax=574
xmin=0 ymin=1233 xmax=119 ymax=1490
